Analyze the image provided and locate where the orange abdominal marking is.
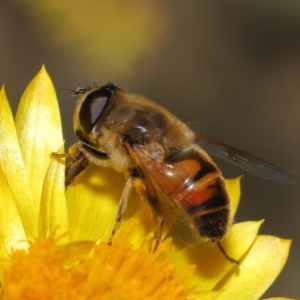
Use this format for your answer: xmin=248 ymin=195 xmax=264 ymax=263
xmin=180 ymin=185 xmax=217 ymax=207
xmin=173 ymin=159 xmax=201 ymax=179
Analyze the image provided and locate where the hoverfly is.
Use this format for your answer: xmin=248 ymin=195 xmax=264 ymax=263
xmin=63 ymin=83 xmax=295 ymax=264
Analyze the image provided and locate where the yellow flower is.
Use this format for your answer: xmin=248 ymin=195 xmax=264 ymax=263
xmin=0 ymin=66 xmax=293 ymax=299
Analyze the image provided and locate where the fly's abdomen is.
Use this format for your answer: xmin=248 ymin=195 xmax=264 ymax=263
xmin=185 ymin=177 xmax=230 ymax=242
xmin=166 ymin=147 xmax=231 ymax=243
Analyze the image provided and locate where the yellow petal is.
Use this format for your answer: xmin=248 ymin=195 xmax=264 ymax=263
xmin=187 ymin=291 xmax=220 ymax=300
xmin=39 ymin=147 xmax=69 ymax=241
xmin=0 ymin=86 xmax=37 ymax=237
xmin=15 ymin=66 xmax=63 ymax=206
xmin=66 ymin=164 xmax=128 ymax=242
xmin=171 ymin=220 xmax=263 ymax=293
xmin=215 ymin=236 xmax=291 ymax=300
xmin=264 ymin=298 xmax=296 ymax=300
xmin=225 ymin=176 xmax=242 ymax=217
xmin=0 ymin=167 xmax=26 ymax=260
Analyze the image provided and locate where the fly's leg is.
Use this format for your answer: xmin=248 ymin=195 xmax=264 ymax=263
xmin=153 ymin=216 xmax=164 ymax=252
xmin=51 ymin=143 xmax=78 ymax=159
xmin=217 ymin=242 xmax=239 ymax=266
xmin=52 ymin=143 xmax=89 ymax=187
xmin=107 ymin=176 xmax=165 ymax=252
xmin=108 ymin=177 xmax=133 ymax=245
xmin=65 ymin=151 xmax=89 ymax=186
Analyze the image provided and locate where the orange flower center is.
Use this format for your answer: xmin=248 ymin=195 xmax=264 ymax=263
xmin=0 ymin=230 xmax=195 ymax=300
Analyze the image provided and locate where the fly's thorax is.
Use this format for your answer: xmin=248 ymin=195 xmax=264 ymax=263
xmin=73 ymin=84 xmax=195 ymax=169
xmin=103 ymin=93 xmax=195 ymax=148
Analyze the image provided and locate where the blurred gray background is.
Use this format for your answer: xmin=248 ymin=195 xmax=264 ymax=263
xmin=1 ymin=1 xmax=299 ymax=298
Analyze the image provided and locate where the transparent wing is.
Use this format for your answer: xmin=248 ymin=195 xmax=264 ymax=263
xmin=196 ymin=134 xmax=297 ymax=184
xmin=125 ymin=144 xmax=200 ymax=243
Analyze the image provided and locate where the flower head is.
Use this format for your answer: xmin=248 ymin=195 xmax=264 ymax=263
xmin=0 ymin=67 xmax=292 ymax=299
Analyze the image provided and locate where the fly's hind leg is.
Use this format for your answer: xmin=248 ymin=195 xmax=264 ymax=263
xmin=153 ymin=216 xmax=164 ymax=252
xmin=108 ymin=177 xmax=133 ymax=245
xmin=217 ymin=242 xmax=239 ymax=266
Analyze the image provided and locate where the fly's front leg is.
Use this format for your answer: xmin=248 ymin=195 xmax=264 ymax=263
xmin=52 ymin=143 xmax=89 ymax=187
xmin=65 ymin=151 xmax=89 ymax=186
xmin=51 ymin=143 xmax=78 ymax=160
xmin=108 ymin=177 xmax=133 ymax=244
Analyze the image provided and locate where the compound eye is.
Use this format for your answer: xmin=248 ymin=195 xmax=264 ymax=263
xmin=79 ymin=88 xmax=112 ymax=134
